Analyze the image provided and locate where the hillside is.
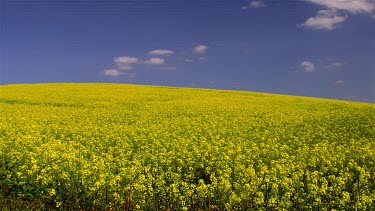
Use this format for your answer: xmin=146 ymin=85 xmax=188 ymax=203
xmin=1 ymin=83 xmax=374 ymax=210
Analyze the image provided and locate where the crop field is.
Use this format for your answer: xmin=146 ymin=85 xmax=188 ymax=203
xmin=0 ymin=83 xmax=374 ymax=210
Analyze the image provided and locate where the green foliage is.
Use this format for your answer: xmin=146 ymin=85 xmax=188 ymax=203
xmin=0 ymin=83 xmax=374 ymax=210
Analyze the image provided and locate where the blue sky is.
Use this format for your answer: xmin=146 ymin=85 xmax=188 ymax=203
xmin=1 ymin=0 xmax=374 ymax=102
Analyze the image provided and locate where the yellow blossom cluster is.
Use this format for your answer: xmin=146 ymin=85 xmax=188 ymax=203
xmin=0 ymin=83 xmax=374 ymax=210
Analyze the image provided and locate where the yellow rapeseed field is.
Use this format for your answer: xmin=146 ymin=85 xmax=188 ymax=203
xmin=0 ymin=83 xmax=374 ymax=210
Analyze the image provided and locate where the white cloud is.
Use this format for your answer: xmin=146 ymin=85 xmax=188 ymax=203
xmin=327 ymin=61 xmax=344 ymax=69
xmin=114 ymin=56 xmax=138 ymax=64
xmin=334 ymin=79 xmax=344 ymax=84
xmin=300 ymin=0 xmax=375 ymax=30
xmin=242 ymin=0 xmax=266 ymax=9
xmin=194 ymin=45 xmax=209 ymax=54
xmin=113 ymin=56 xmax=138 ymax=71
xmin=103 ymin=69 xmax=122 ymax=77
xmin=199 ymin=57 xmax=208 ymax=61
xmin=116 ymin=64 xmax=133 ymax=70
xmin=330 ymin=62 xmax=343 ymax=68
xmin=298 ymin=9 xmax=347 ymax=30
xmin=323 ymin=58 xmax=346 ymax=69
xmin=103 ymin=56 xmax=140 ymax=78
xmin=184 ymin=58 xmax=194 ymax=62
xmin=306 ymin=0 xmax=375 ymax=14
xmin=144 ymin=57 xmax=165 ymax=65
xmin=301 ymin=61 xmax=316 ymax=72
xmin=148 ymin=49 xmax=174 ymax=55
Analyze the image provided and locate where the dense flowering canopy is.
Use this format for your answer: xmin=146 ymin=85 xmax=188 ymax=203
xmin=0 ymin=83 xmax=374 ymax=210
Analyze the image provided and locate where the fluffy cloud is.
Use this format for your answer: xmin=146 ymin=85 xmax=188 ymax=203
xmin=322 ymin=58 xmax=346 ymax=69
xmin=103 ymin=69 xmax=122 ymax=77
xmin=144 ymin=57 xmax=165 ymax=65
xmin=114 ymin=56 xmax=138 ymax=64
xmin=298 ymin=9 xmax=347 ymax=30
xmin=300 ymin=1 xmax=374 ymax=30
xmin=148 ymin=49 xmax=174 ymax=55
xmin=113 ymin=56 xmax=139 ymax=71
xmin=301 ymin=61 xmax=316 ymax=72
xmin=334 ymin=79 xmax=344 ymax=84
xmin=102 ymin=69 xmax=137 ymax=78
xmin=331 ymin=61 xmax=342 ymax=67
xmin=199 ymin=57 xmax=208 ymax=61
xmin=327 ymin=61 xmax=344 ymax=69
xmin=116 ymin=64 xmax=133 ymax=70
xmin=103 ymin=45 xmax=209 ymax=78
xmin=306 ymin=0 xmax=375 ymax=14
xmin=194 ymin=45 xmax=209 ymax=54
xmin=242 ymin=0 xmax=266 ymax=9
